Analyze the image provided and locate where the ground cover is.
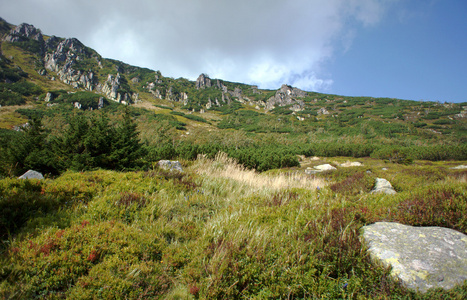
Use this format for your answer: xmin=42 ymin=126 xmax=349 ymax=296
xmin=1 ymin=155 xmax=466 ymax=299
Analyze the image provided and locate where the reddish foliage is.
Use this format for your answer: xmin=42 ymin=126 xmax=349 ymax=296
xmin=81 ymin=220 xmax=90 ymax=228
xmin=56 ymin=229 xmax=65 ymax=239
xmin=268 ymin=191 xmax=299 ymax=207
xmin=189 ymin=284 xmax=200 ymax=296
xmin=87 ymin=250 xmax=99 ymax=262
xmin=38 ymin=239 xmax=57 ymax=256
xmin=10 ymin=247 xmax=20 ymax=254
xmin=117 ymin=192 xmax=147 ymax=208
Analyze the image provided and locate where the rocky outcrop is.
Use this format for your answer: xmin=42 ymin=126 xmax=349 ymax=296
xmin=4 ymin=23 xmax=43 ymax=43
xmin=371 ymin=178 xmax=396 ymax=195
xmin=196 ymin=74 xmax=211 ymax=89
xmin=265 ymin=84 xmax=305 ymax=111
xmin=361 ymin=222 xmax=467 ymax=293
xmin=18 ymin=170 xmax=44 ymax=180
xmin=44 ymin=92 xmax=53 ymax=102
xmin=5 ymin=22 xmax=136 ymax=104
xmin=44 ymin=38 xmax=97 ymax=90
xmin=95 ymin=73 xmax=135 ymax=104
xmin=317 ymin=107 xmax=330 ymax=115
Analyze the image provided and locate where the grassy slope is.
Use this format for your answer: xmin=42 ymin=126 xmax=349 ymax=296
xmin=1 ymin=155 xmax=466 ymax=299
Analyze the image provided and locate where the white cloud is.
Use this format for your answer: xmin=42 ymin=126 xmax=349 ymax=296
xmin=0 ymin=0 xmax=392 ymax=91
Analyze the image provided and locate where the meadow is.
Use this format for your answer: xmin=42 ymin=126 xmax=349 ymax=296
xmin=1 ymin=153 xmax=466 ymax=299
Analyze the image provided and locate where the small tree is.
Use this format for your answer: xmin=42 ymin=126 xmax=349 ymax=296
xmin=108 ymin=108 xmax=146 ymax=170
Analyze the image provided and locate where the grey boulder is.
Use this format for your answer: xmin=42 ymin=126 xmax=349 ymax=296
xmin=361 ymin=222 xmax=467 ymax=293
xmin=371 ymin=178 xmax=396 ymax=194
xmin=18 ymin=170 xmax=44 ymax=180
xmin=158 ymin=160 xmax=183 ymax=172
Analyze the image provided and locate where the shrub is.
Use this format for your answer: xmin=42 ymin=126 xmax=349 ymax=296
xmin=3 ymin=220 xmax=169 ymax=298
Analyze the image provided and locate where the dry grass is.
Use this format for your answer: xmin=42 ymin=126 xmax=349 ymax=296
xmin=193 ymin=152 xmax=325 ymax=191
xmin=0 ymin=105 xmax=31 ymax=128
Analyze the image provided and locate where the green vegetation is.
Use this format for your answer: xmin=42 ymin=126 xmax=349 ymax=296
xmin=0 ymin=17 xmax=466 ymax=298
xmin=1 ymin=156 xmax=466 ymax=298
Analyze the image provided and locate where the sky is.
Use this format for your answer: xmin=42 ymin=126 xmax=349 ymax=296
xmin=1 ymin=0 xmax=466 ymax=103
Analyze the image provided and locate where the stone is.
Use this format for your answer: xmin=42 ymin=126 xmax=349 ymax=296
xmin=314 ymin=164 xmax=336 ymax=171
xmin=450 ymin=165 xmax=467 ymax=170
xmin=305 ymin=163 xmax=336 ymax=175
xmin=361 ymin=222 xmax=467 ymax=293
xmin=340 ymin=161 xmax=363 ymax=167
xmin=317 ymin=107 xmax=330 ymax=115
xmin=158 ymin=160 xmax=183 ymax=172
xmin=371 ymin=178 xmax=396 ymax=194
xmin=18 ymin=170 xmax=44 ymax=180
xmin=44 ymin=92 xmax=53 ymax=102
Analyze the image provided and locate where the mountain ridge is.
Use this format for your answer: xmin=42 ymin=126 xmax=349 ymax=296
xmin=0 ymin=17 xmax=466 ymax=146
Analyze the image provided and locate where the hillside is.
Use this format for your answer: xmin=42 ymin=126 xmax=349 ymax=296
xmin=0 ymin=18 xmax=467 ymax=299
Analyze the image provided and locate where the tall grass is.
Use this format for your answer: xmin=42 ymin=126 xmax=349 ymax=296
xmin=194 ymin=152 xmax=325 ymax=191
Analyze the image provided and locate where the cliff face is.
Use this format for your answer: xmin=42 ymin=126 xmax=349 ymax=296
xmin=265 ymin=84 xmax=306 ymax=111
xmin=1 ymin=19 xmax=310 ymax=112
xmin=3 ymin=23 xmax=136 ymax=104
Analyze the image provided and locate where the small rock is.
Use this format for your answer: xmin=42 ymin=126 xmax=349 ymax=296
xmin=371 ymin=178 xmax=396 ymax=194
xmin=44 ymin=92 xmax=53 ymax=102
xmin=158 ymin=160 xmax=183 ymax=172
xmin=18 ymin=170 xmax=44 ymax=180
xmin=314 ymin=164 xmax=336 ymax=171
xmin=450 ymin=165 xmax=467 ymax=170
xmin=340 ymin=161 xmax=363 ymax=167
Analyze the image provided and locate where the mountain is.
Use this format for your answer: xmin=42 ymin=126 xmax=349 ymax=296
xmin=0 ymin=17 xmax=466 ymax=176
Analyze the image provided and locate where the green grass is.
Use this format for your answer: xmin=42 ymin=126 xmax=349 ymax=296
xmin=1 ymin=157 xmax=466 ymax=299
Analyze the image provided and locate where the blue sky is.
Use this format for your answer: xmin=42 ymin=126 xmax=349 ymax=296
xmin=1 ymin=0 xmax=466 ymax=103
xmin=327 ymin=1 xmax=467 ymax=103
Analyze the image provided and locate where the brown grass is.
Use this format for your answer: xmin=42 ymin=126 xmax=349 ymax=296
xmin=194 ymin=152 xmax=325 ymax=191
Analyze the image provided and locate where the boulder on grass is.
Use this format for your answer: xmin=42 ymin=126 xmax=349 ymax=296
xmin=371 ymin=178 xmax=396 ymax=194
xmin=361 ymin=222 xmax=467 ymax=293
xmin=158 ymin=160 xmax=183 ymax=172
xmin=314 ymin=164 xmax=336 ymax=171
xmin=18 ymin=170 xmax=44 ymax=180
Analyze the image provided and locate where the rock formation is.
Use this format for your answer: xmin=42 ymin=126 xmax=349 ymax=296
xmin=4 ymin=23 xmax=135 ymax=104
xmin=4 ymin=23 xmax=43 ymax=43
xmin=361 ymin=222 xmax=467 ymax=293
xmin=196 ymin=74 xmax=211 ymax=89
xmin=265 ymin=84 xmax=305 ymax=111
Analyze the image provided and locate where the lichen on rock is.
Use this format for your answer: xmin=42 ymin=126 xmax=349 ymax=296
xmin=361 ymin=222 xmax=467 ymax=293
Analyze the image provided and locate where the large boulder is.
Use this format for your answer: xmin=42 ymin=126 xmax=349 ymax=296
xmin=361 ymin=222 xmax=467 ymax=293
xmin=18 ymin=170 xmax=44 ymax=179
xmin=371 ymin=178 xmax=396 ymax=195
xmin=158 ymin=160 xmax=183 ymax=172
